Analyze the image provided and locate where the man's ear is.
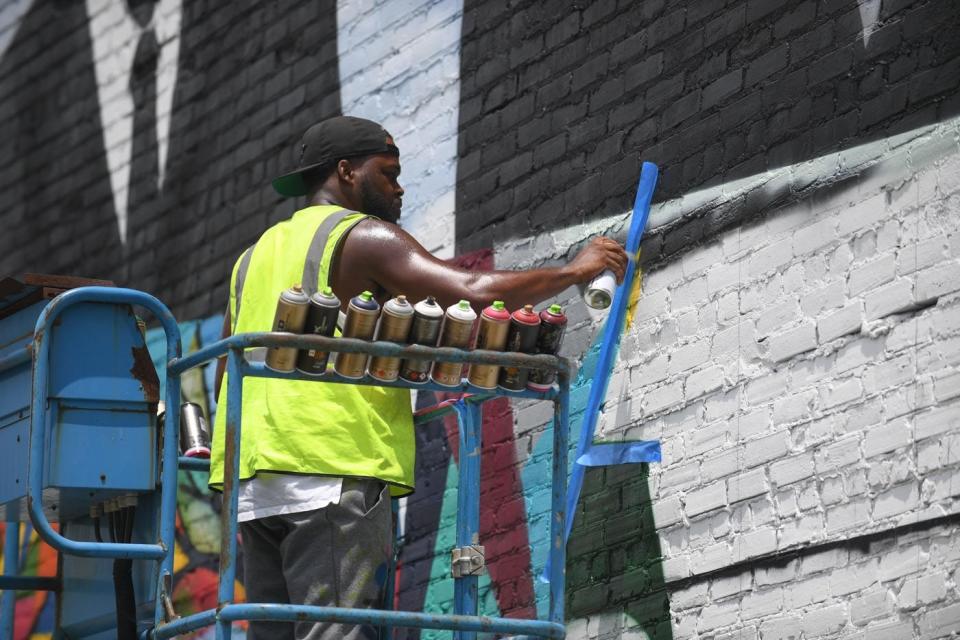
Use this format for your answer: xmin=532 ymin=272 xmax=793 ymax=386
xmin=336 ymin=158 xmax=356 ymax=185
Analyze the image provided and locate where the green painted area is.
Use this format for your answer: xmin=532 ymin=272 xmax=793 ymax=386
xmin=521 ymin=325 xmax=672 ymax=636
xmin=566 ymin=463 xmax=672 ymax=639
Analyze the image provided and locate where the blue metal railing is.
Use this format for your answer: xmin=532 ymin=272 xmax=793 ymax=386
xmin=23 ymin=286 xmax=185 ymax=631
xmin=166 ymin=332 xmax=571 ymax=640
xmin=4 ymin=286 xmax=571 ymax=639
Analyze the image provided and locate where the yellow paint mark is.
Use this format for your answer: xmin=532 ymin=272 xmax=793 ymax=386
xmin=234 ymin=579 xmax=247 ymax=602
xmin=624 ymin=262 xmax=644 ymax=332
xmin=0 ymin=524 xmax=24 ymax=574
xmin=173 ymin=540 xmax=189 ymax=573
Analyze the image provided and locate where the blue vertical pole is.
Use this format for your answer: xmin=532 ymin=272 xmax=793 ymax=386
xmin=216 ymin=348 xmax=244 ymax=640
xmin=548 ymin=376 xmax=570 ymax=625
xmin=0 ymin=520 xmax=19 ymax=638
xmin=155 ymin=344 xmax=182 ymax=627
xmin=452 ymin=400 xmax=481 ymax=640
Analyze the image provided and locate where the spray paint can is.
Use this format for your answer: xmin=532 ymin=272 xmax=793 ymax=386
xmin=265 ymin=284 xmax=310 ymax=372
xmin=295 ymin=287 xmax=341 ymax=375
xmin=334 ymin=291 xmax=380 ymax=379
xmin=585 ymin=269 xmax=617 ymax=310
xmin=498 ymin=304 xmax=541 ymax=391
xmin=369 ymin=295 xmax=415 ymax=382
xmin=527 ymin=304 xmax=568 ymax=391
xmin=431 ymin=300 xmax=477 ymax=387
xmin=179 ymin=402 xmax=211 ymax=458
xmin=399 ymin=296 xmax=444 ymax=384
xmin=467 ymin=301 xmax=511 ymax=389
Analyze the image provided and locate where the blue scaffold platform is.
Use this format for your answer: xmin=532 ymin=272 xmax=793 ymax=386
xmin=0 ymin=283 xmax=572 ymax=640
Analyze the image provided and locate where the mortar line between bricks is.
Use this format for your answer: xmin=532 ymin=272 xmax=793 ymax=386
xmin=910 ymin=162 xmax=922 ymax=611
xmin=662 ymin=511 xmax=960 ymax=593
xmin=734 ymin=224 xmax=745 ymax=573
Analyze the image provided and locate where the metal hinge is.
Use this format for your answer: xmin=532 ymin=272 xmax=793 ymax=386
xmin=451 ymin=545 xmax=486 ymax=578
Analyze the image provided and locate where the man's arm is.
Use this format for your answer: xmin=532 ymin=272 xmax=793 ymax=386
xmin=334 ymin=219 xmax=628 ymax=310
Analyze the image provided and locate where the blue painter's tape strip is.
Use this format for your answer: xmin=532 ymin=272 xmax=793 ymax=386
xmin=576 ymin=441 xmax=661 ymax=466
xmin=541 ymin=161 xmax=659 ymax=584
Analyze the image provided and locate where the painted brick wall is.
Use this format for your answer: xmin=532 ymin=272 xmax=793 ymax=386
xmin=455 ymin=0 xmax=960 ymax=259
xmin=460 ymin=0 xmax=960 ymax=637
xmin=2 ymin=0 xmax=960 ymax=639
xmin=624 ymin=128 xmax=960 ymax=639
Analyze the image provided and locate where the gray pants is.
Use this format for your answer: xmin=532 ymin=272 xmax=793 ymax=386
xmin=240 ymin=478 xmax=392 ymax=640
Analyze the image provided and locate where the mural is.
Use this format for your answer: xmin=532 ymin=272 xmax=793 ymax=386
xmin=0 ymin=523 xmax=57 ymax=640
xmin=2 ymin=0 xmax=960 ymax=637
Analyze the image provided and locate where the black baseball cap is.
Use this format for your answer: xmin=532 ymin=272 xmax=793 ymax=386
xmin=272 ymin=116 xmax=399 ymax=197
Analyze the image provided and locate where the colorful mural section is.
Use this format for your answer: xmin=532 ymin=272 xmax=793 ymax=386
xmin=0 ymin=522 xmax=58 ymax=640
xmin=0 ymin=255 xmax=669 ymax=639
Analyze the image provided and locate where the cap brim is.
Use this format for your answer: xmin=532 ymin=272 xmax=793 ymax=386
xmin=271 ymin=171 xmax=308 ymax=197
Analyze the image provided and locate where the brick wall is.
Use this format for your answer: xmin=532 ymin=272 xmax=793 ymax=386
xmin=2 ymin=0 xmax=960 ymax=638
xmin=621 ymin=131 xmax=960 ymax=639
xmin=455 ymin=0 xmax=960 ymax=258
xmin=459 ymin=0 xmax=960 ymax=637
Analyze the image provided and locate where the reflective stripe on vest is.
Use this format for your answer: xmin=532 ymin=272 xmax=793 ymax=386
xmin=232 ymin=209 xmax=355 ymax=329
xmin=232 ymin=246 xmax=253 ymax=332
xmin=210 ymin=205 xmax=415 ymax=496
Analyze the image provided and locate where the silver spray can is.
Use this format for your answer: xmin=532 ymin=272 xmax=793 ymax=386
xmin=296 ymin=286 xmax=341 ymax=375
xmin=399 ymin=296 xmax=444 ymax=384
xmin=369 ymin=295 xmax=415 ymax=382
xmin=179 ymin=402 xmax=211 ymax=458
xmin=265 ymin=284 xmax=310 ymax=372
xmin=585 ymin=269 xmax=617 ymax=310
xmin=466 ymin=301 xmax=511 ymax=390
xmin=334 ymin=291 xmax=381 ymax=379
xmin=431 ymin=300 xmax=478 ymax=387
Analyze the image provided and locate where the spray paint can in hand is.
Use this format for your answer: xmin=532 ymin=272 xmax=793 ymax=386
xmin=334 ymin=291 xmax=380 ymax=379
xmin=431 ymin=300 xmax=477 ymax=387
xmin=585 ymin=269 xmax=617 ymax=310
xmin=179 ymin=402 xmax=211 ymax=458
xmin=295 ymin=286 xmax=341 ymax=375
xmin=399 ymin=296 xmax=444 ymax=384
xmin=527 ymin=304 xmax=568 ymax=391
xmin=369 ymin=295 xmax=415 ymax=382
xmin=265 ymin=284 xmax=310 ymax=372
xmin=467 ymin=301 xmax=511 ymax=389
xmin=498 ymin=304 xmax=541 ymax=391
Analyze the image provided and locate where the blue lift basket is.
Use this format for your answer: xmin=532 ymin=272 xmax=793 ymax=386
xmin=0 ymin=280 xmax=571 ymax=639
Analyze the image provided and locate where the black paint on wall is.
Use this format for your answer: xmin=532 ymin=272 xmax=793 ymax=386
xmin=0 ymin=2 xmax=123 ymax=282
xmin=454 ymin=0 xmax=960 ymax=256
xmin=0 ymin=1 xmax=342 ymax=320
xmin=147 ymin=0 xmax=342 ymax=318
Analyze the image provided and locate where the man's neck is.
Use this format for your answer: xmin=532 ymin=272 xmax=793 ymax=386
xmin=309 ymin=187 xmax=357 ymax=210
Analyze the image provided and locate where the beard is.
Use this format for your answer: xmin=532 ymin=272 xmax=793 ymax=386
xmin=359 ymin=177 xmax=400 ymax=223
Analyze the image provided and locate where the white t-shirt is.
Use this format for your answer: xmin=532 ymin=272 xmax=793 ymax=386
xmin=237 ymin=473 xmax=342 ymax=523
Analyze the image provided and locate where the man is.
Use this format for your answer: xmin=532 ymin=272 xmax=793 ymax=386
xmin=210 ymin=116 xmax=627 ymax=640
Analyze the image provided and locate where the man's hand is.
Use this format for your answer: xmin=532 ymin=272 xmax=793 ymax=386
xmin=567 ymin=237 xmax=629 ymax=284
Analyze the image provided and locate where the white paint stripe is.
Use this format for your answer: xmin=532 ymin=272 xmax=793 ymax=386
xmin=86 ymin=0 xmax=182 ymax=243
xmin=337 ymin=0 xmax=462 ymax=259
xmin=0 ymin=0 xmax=32 ymax=62
xmin=154 ymin=0 xmax=183 ymax=191
xmin=495 ymin=114 xmax=960 ymax=269
xmin=859 ymin=0 xmax=882 ymax=47
xmin=86 ymin=0 xmax=139 ymax=244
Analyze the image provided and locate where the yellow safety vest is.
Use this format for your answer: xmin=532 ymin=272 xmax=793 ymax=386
xmin=208 ymin=205 xmax=415 ymax=496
